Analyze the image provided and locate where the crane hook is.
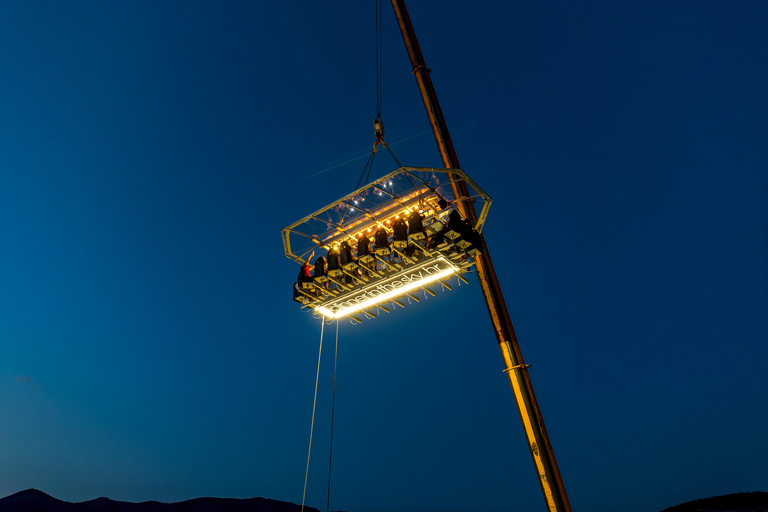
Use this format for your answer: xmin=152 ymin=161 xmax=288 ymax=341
xmin=374 ymin=116 xmax=385 ymax=141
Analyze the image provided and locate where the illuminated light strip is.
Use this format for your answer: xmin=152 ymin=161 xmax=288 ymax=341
xmin=316 ymin=265 xmax=457 ymax=319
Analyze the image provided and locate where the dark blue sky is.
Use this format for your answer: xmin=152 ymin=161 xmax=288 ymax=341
xmin=1 ymin=2 xmax=766 ymax=512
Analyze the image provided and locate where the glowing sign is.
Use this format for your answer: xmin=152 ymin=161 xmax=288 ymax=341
xmin=316 ymin=257 xmax=458 ymax=319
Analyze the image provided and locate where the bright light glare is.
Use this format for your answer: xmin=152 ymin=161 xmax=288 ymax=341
xmin=316 ymin=266 xmax=457 ymax=319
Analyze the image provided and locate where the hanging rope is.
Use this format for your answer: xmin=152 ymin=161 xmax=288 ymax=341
xmin=301 ymin=319 xmax=325 ymax=512
xmin=326 ymin=320 xmax=339 ymax=512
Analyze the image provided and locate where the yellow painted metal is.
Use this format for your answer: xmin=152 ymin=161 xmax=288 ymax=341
xmin=390 ymin=1 xmax=573 ymax=511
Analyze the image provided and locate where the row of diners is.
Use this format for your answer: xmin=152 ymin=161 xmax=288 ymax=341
xmin=293 ymin=207 xmax=483 ymax=303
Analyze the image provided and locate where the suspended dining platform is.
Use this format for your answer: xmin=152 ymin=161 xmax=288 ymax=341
xmin=282 ymin=167 xmax=492 ymax=323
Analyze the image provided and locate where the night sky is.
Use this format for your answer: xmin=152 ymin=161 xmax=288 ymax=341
xmin=1 ymin=2 xmax=766 ymax=512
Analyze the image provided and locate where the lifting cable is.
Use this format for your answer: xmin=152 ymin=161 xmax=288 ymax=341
xmin=355 ymin=0 xmax=385 ymax=191
xmin=300 ymin=319 xmax=325 ymax=512
xmin=355 ymin=144 xmax=379 ymax=190
xmin=375 ymin=0 xmax=383 ymax=120
xmin=382 ymin=140 xmax=404 ymax=169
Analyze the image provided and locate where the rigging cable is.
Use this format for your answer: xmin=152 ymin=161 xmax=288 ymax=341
xmin=355 ymin=0 xmax=385 ymax=191
xmin=300 ymin=319 xmax=325 ymax=512
xmin=382 ymin=140 xmax=404 ymax=169
xmin=376 ymin=0 xmax=383 ymax=119
xmin=326 ymin=320 xmax=340 ymax=512
xmin=382 ymin=140 xmax=420 ymax=192
xmin=355 ymin=144 xmax=379 ymax=190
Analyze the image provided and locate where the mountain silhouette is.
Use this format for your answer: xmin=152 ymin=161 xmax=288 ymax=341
xmin=3 ymin=488 xmax=766 ymax=512
xmin=660 ymin=491 xmax=768 ymax=512
xmin=0 ymin=489 xmax=321 ymax=512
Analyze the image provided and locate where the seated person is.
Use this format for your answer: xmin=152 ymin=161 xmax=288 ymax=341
xmin=446 ymin=210 xmax=464 ymax=235
xmin=297 ymin=260 xmax=313 ymax=284
xmin=326 ymin=247 xmax=341 ymax=273
xmin=392 ymin=217 xmax=408 ymax=243
xmin=458 ymin=217 xmax=474 ymax=240
xmin=339 ymin=241 xmax=357 ymax=267
xmin=374 ymin=227 xmax=390 ymax=252
xmin=407 ymin=210 xmax=425 ymax=236
xmin=374 ymin=226 xmax=392 ymax=265
xmin=357 ymin=233 xmax=374 ymax=275
xmin=313 ymin=256 xmax=326 ymax=278
xmin=357 ymin=233 xmax=371 ymax=257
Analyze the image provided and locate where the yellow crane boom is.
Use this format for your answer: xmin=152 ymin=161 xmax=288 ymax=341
xmin=390 ymin=1 xmax=574 ymax=510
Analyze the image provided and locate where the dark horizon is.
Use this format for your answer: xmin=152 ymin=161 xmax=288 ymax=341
xmin=3 ymin=488 xmax=768 ymax=512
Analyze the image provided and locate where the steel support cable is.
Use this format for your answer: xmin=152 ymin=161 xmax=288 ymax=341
xmin=381 ymin=141 xmax=403 ymax=168
xmin=364 ymin=144 xmax=377 ymax=186
xmin=301 ymin=319 xmax=325 ymax=512
xmin=355 ymin=143 xmax=380 ymax=190
xmin=376 ymin=0 xmax=383 ymax=118
xmin=382 ymin=141 xmax=419 ymax=191
xmin=326 ymin=320 xmax=339 ymax=512
xmin=356 ymin=0 xmax=384 ymax=193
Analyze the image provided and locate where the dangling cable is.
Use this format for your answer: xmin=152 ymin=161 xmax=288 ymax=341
xmin=326 ymin=320 xmax=340 ymax=512
xmin=301 ymin=319 xmax=325 ymax=512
